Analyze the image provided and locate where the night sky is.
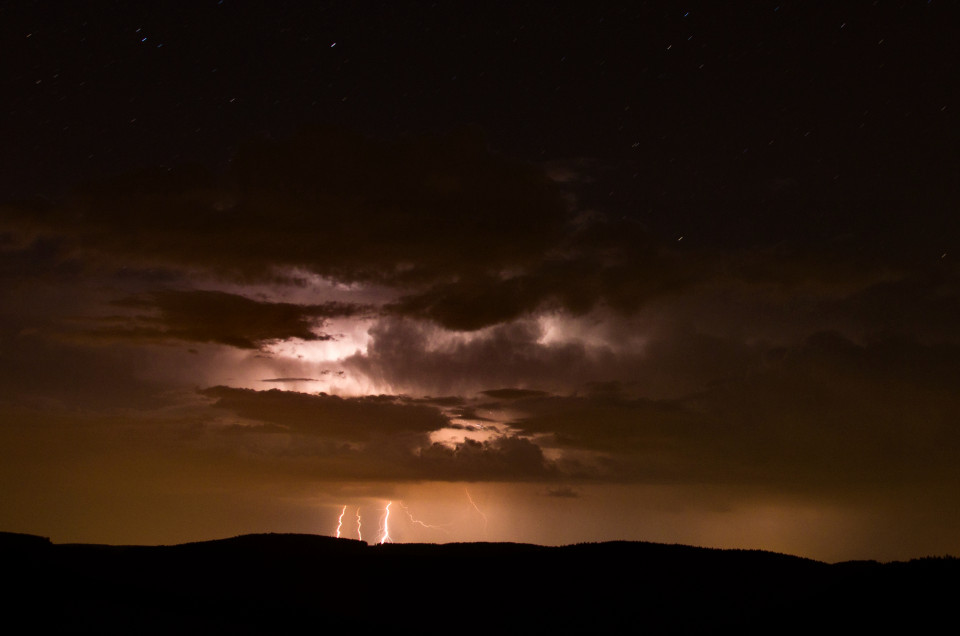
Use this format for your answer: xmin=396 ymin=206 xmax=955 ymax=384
xmin=1 ymin=1 xmax=958 ymax=561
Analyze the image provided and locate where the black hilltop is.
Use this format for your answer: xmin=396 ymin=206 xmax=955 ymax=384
xmin=3 ymin=530 xmax=957 ymax=634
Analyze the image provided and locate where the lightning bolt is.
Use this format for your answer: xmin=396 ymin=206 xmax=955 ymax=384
xmin=336 ymin=505 xmax=347 ymax=538
xmin=398 ymin=501 xmax=451 ymax=536
xmin=465 ymin=488 xmax=489 ymax=536
xmin=379 ymin=501 xmax=392 ymax=544
xmin=337 ymin=500 xmax=455 ymax=543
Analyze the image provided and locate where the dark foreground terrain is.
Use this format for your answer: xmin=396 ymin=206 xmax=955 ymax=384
xmin=2 ymin=531 xmax=957 ymax=634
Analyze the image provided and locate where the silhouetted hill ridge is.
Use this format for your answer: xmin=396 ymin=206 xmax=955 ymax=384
xmin=3 ymin=531 xmax=957 ymax=634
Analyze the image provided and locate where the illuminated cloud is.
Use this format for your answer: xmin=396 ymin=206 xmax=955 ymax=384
xmin=343 ymin=314 xmax=757 ymax=399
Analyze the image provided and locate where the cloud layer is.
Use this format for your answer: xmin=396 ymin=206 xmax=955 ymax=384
xmin=91 ymin=289 xmax=364 ymax=349
xmin=1 ymin=126 xmax=959 ymax=559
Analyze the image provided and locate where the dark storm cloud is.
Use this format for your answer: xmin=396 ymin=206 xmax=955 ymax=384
xmin=198 ymin=385 xmax=556 ymax=481
xmin=481 ymin=388 xmax=551 ymax=400
xmin=386 ymin=273 xmax=552 ymax=331
xmin=505 ymin=332 xmax=960 ymax=494
xmin=11 ymin=126 xmax=935 ymax=337
xmin=509 ymin=393 xmax=691 ymax=456
xmin=385 ymin=213 xmax=698 ymax=329
xmin=83 ymin=289 xmax=364 ymax=349
xmin=1 ymin=128 xmax=705 ymax=331
xmin=824 ymin=269 xmax=960 ymax=344
xmin=200 ymin=386 xmax=449 ymax=441
xmin=3 ymin=129 xmax=566 ymax=282
xmin=411 ymin=396 xmax=466 ymax=407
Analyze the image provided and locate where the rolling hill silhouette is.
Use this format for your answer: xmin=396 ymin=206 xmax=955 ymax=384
xmin=3 ymin=531 xmax=956 ymax=633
